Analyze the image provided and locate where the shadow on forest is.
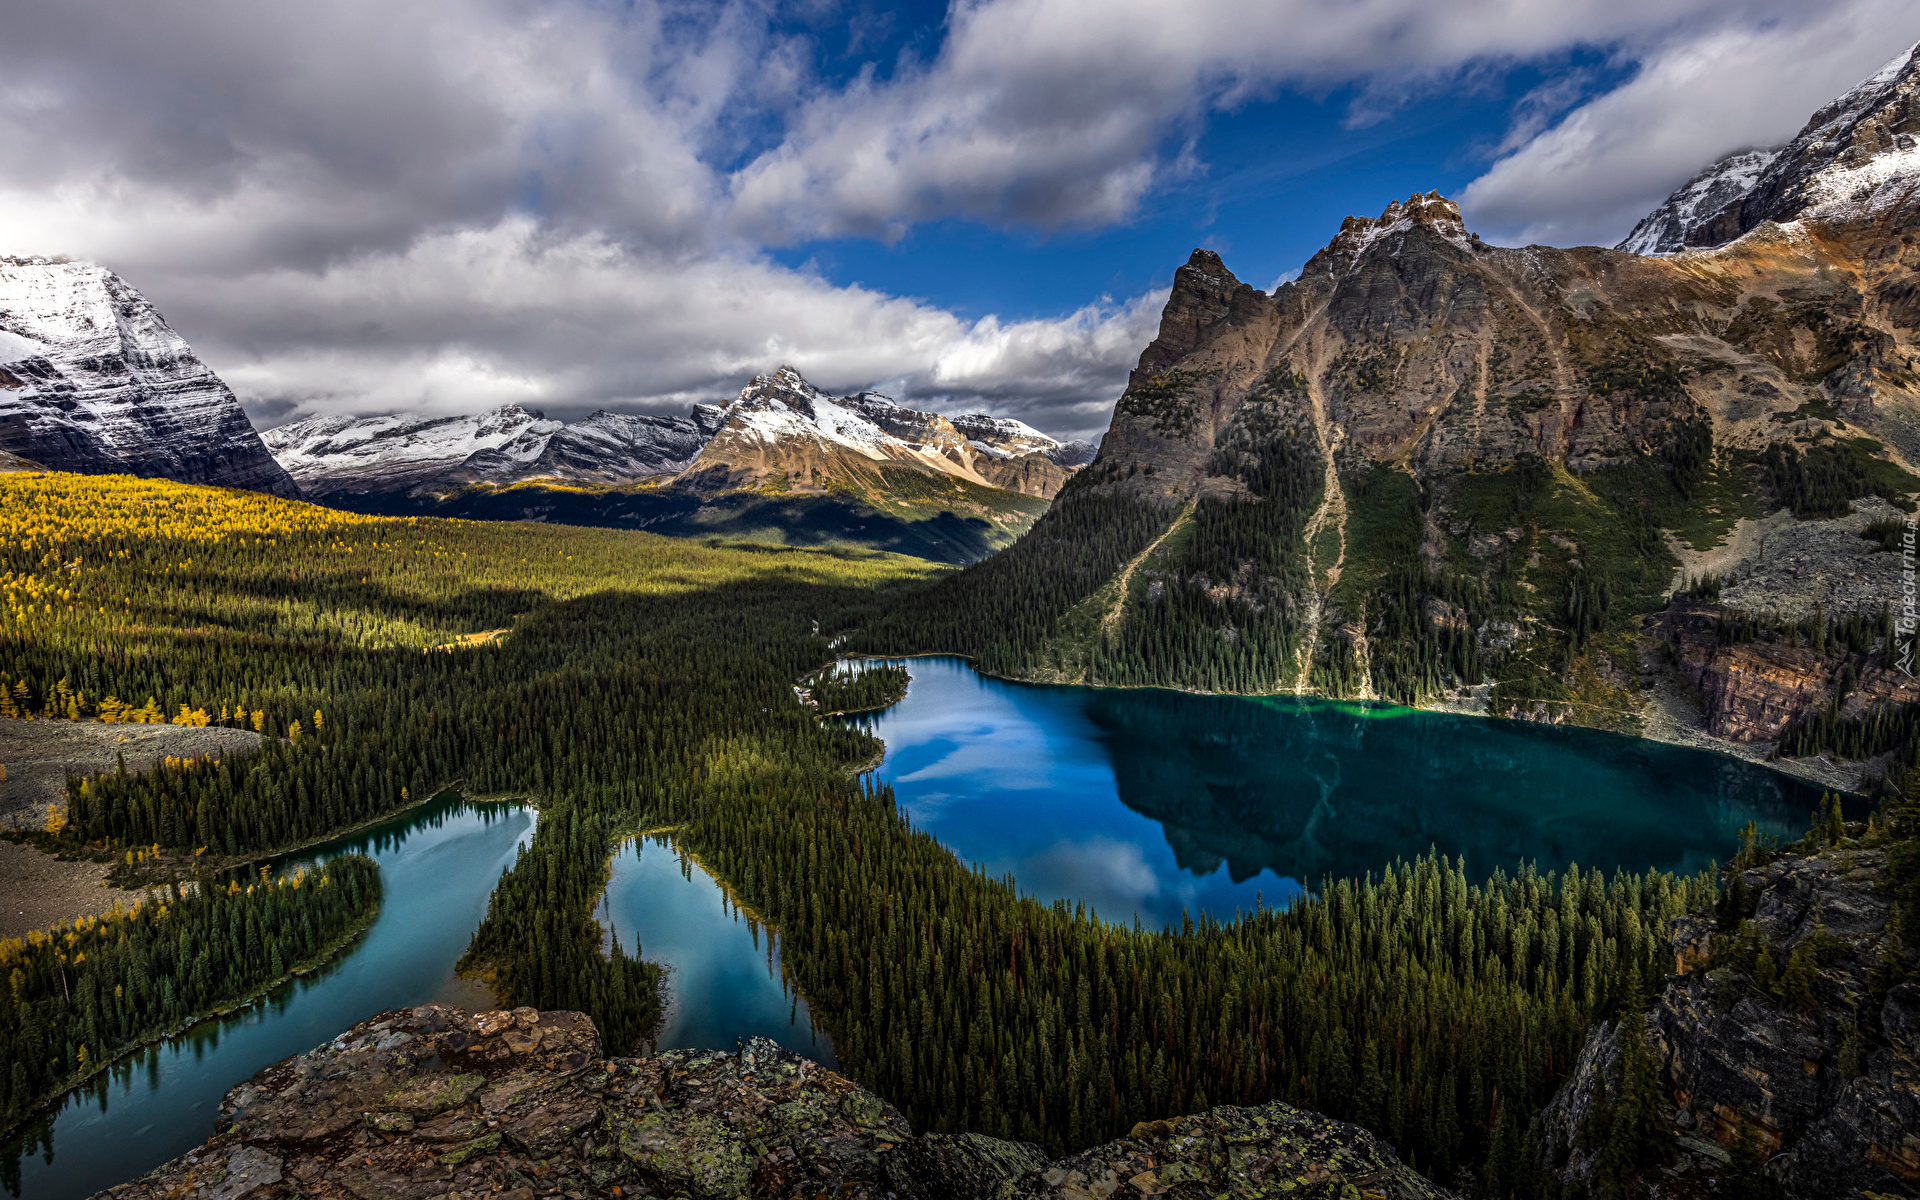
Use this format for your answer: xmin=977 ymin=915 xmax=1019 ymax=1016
xmin=318 ymin=486 xmax=1018 ymax=565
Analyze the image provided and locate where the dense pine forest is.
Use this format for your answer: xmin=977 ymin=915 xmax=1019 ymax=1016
xmin=0 ymin=854 xmax=380 ymax=1137
xmin=0 ymin=467 xmax=1845 ymax=1198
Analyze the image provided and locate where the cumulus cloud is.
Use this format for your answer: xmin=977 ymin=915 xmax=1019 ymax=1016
xmin=1460 ymin=0 xmax=1920 ymax=247
xmin=726 ymin=0 xmax=1864 ymax=240
xmin=3 ymin=0 xmax=1914 ymax=441
xmin=160 ymin=218 xmax=1161 ymax=440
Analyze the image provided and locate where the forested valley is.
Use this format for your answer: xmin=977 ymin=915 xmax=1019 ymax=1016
xmin=0 ymin=468 xmax=1887 ymax=1198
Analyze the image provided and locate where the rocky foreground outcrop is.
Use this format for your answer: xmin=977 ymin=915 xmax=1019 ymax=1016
xmin=97 ymin=1005 xmax=1449 ymax=1200
xmin=1540 ymin=830 xmax=1918 ymax=1198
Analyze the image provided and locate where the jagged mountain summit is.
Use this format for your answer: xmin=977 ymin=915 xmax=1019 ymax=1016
xmin=1621 ymin=38 xmax=1920 ymax=253
xmin=264 ymin=405 xmax=707 ymax=503
xmin=680 ymin=366 xmax=1087 ymax=500
xmin=0 ymin=257 xmax=298 ymax=497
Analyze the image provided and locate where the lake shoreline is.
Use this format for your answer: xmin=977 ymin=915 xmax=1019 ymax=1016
xmin=840 ymin=651 xmax=1871 ymax=798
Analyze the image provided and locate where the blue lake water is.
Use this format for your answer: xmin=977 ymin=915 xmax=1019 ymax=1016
xmin=3 ymin=656 xmax=1859 ymax=1197
xmin=851 ymin=656 xmax=1848 ymax=928
xmin=598 ymin=836 xmax=832 ymax=1067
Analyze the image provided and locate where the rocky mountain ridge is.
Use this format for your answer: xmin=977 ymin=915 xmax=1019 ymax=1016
xmin=265 ymin=406 xmax=708 ymax=504
xmin=680 ymin=366 xmax=1089 ymax=501
xmin=97 ymin=1003 xmax=1450 ymax=1200
xmin=0 ymin=257 xmax=298 ymax=497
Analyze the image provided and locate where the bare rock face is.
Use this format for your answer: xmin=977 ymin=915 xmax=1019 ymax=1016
xmin=1655 ymin=599 xmax=1920 ymax=742
xmin=1089 ymin=181 xmax=1920 ymax=510
xmin=0 ymin=257 xmax=298 ymax=498
xmin=1539 ymin=835 xmax=1919 ymax=1199
xmin=96 ymin=1005 xmax=1449 ymax=1200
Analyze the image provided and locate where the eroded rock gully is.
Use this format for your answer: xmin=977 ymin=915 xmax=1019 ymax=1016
xmin=98 ymin=1004 xmax=1449 ymax=1200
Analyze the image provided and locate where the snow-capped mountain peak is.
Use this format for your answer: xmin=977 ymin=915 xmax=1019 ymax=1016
xmin=0 ymin=256 xmax=298 ymax=495
xmin=1617 ymin=148 xmax=1781 ymax=255
xmin=1621 ymin=38 xmax=1920 ymax=253
xmin=264 ymin=402 xmax=705 ymax=498
xmin=681 ymin=368 xmax=1081 ymax=499
xmin=266 ymin=366 xmax=1084 ymax=504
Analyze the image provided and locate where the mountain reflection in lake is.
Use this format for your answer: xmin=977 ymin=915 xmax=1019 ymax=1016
xmin=852 ymin=657 xmax=1846 ymax=928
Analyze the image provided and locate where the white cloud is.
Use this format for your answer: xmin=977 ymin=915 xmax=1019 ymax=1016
xmin=726 ymin=0 xmax=1861 ymax=240
xmin=1459 ymin=1 xmax=1920 ymax=247
xmin=155 ymin=217 xmax=1157 ymax=440
xmin=3 ymin=0 xmax=1914 ymax=444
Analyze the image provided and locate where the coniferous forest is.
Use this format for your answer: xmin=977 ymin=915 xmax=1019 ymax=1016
xmin=0 ymin=854 xmax=380 ymax=1130
xmin=0 ymin=467 xmax=1869 ymax=1198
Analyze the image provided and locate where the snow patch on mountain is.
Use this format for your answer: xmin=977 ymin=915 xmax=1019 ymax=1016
xmin=1617 ymin=149 xmax=1780 ymax=256
xmin=1625 ymin=38 xmax=1920 ymax=251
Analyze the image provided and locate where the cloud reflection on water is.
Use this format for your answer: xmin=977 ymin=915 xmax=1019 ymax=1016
xmin=856 ymin=657 xmax=1842 ymax=930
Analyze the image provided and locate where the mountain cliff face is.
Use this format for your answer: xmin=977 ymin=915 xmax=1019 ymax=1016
xmin=855 ymin=43 xmax=1920 ymax=765
xmin=0 ymin=257 xmax=298 ymax=497
xmin=1538 ymin=812 xmax=1916 ymax=1199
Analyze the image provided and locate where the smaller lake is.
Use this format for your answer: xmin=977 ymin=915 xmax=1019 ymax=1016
xmin=597 ymin=837 xmax=833 ymax=1068
xmin=6 ymin=809 xmax=834 ymax=1200
xmin=852 ymin=657 xmax=1851 ymax=929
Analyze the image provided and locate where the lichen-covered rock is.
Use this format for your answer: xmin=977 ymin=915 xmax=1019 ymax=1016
xmin=1015 ymin=1106 xmax=1450 ymax=1200
xmin=93 ymin=1006 xmax=1450 ymax=1200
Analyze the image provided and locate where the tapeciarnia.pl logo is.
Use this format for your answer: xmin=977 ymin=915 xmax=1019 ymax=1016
xmin=1901 ymin=512 xmax=1917 ymax=676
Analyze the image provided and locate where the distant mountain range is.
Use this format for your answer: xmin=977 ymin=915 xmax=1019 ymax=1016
xmin=0 ymin=255 xmax=1088 ymax=562
xmin=259 ymin=367 xmax=1092 ymax=563
xmin=265 ymin=365 xmax=1092 ymax=507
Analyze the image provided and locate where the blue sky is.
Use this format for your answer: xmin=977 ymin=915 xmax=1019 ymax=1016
xmin=773 ymin=56 xmax=1634 ymax=323
xmin=1 ymin=0 xmax=1914 ymax=439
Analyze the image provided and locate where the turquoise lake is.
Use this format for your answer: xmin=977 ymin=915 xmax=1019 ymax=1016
xmin=3 ymin=655 xmax=1854 ymax=1197
xmin=850 ymin=656 xmax=1848 ymax=927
